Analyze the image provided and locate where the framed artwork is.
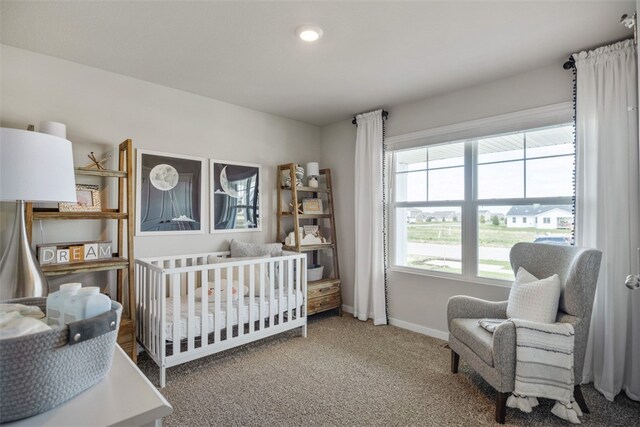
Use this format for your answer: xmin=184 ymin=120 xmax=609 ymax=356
xmin=136 ymin=149 xmax=205 ymax=235
xmin=210 ymin=159 xmax=261 ymax=233
xmin=59 ymin=184 xmax=101 ymax=212
xmin=302 ymin=198 xmax=323 ymax=214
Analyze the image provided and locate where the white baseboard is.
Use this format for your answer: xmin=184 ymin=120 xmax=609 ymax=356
xmin=341 ymin=305 xmax=449 ymax=341
xmin=388 ymin=318 xmax=449 ymax=341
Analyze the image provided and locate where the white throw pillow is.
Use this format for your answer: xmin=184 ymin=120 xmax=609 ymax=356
xmin=507 ymin=267 xmax=561 ymax=324
xmin=207 ymin=255 xmax=270 ymax=296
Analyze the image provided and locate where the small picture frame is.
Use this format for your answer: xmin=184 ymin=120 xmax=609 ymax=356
xmin=59 ymin=184 xmax=101 ymax=212
xmin=302 ymin=198 xmax=323 ymax=214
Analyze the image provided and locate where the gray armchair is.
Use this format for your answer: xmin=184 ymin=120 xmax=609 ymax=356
xmin=447 ymin=242 xmax=602 ymax=423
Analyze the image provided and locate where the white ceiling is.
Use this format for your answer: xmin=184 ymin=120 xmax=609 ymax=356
xmin=0 ymin=1 xmax=634 ymax=126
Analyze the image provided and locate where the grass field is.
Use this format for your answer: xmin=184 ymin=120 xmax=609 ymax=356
xmin=404 ymin=222 xmax=572 ymax=280
xmin=407 ymin=222 xmax=570 ymax=247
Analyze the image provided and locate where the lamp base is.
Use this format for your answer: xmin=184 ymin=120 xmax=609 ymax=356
xmin=0 ymin=201 xmax=48 ymax=300
xmin=308 ymin=177 xmax=319 ymax=188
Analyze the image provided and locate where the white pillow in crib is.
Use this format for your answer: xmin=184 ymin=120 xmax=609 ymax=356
xmin=207 ymin=255 xmax=271 ymax=296
xmin=195 ymin=279 xmax=249 ymax=303
xmin=229 ymin=240 xmax=283 ymax=258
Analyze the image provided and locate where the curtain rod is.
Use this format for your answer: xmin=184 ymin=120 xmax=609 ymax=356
xmin=564 ymin=13 xmax=637 ymax=70
xmin=352 ymin=110 xmax=389 ymax=125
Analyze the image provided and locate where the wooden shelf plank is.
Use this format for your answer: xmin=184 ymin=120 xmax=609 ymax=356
xmin=280 ymin=186 xmax=329 ymax=193
xmin=75 ymin=168 xmax=127 ymax=178
xmin=308 ymin=278 xmax=341 ymax=287
xmin=41 ymin=257 xmax=129 ymax=276
xmin=283 ymin=243 xmax=334 ymax=252
xmin=280 ymin=212 xmax=330 ymax=219
xmin=33 ymin=211 xmax=127 ymax=220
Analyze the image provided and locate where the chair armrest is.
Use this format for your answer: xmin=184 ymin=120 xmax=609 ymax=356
xmin=556 ymin=312 xmax=581 ymax=327
xmin=493 ymin=321 xmax=516 ymax=386
xmin=447 ymin=296 xmax=508 ymax=329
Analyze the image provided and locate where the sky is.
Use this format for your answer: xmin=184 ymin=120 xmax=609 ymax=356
xmin=395 ymin=124 xmax=574 ymax=204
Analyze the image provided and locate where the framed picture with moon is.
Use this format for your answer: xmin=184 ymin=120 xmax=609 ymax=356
xmin=136 ymin=149 xmax=206 ymax=235
xmin=210 ymin=159 xmax=261 ymax=233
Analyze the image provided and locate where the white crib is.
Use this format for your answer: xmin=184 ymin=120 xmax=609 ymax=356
xmin=135 ymin=251 xmax=307 ymax=387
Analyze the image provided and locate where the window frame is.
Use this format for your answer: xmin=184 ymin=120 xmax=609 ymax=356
xmin=387 ymin=103 xmax=574 ymax=285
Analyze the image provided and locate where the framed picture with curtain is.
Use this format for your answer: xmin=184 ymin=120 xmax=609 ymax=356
xmin=136 ymin=149 xmax=206 ymax=235
xmin=210 ymin=159 xmax=261 ymax=233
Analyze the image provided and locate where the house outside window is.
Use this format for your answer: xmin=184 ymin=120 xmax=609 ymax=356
xmin=389 ymin=106 xmax=574 ymax=282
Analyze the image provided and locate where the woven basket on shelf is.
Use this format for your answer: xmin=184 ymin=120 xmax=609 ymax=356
xmin=0 ymin=297 xmax=122 ymax=423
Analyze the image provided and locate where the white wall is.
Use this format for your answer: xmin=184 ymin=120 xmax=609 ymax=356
xmin=320 ymin=63 xmax=573 ymax=336
xmin=0 ymin=45 xmax=321 ymax=292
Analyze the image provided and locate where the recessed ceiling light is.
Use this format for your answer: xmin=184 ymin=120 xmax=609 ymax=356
xmin=296 ymin=25 xmax=323 ymax=42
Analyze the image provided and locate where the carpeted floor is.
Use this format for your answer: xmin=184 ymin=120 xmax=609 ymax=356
xmin=138 ymin=313 xmax=639 ymax=426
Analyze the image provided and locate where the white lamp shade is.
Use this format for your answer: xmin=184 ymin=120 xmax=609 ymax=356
xmin=306 ymin=162 xmax=320 ymax=177
xmin=0 ymin=127 xmax=77 ymax=202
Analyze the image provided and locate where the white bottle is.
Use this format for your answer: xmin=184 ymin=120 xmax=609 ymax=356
xmin=62 ymin=287 xmax=111 ymax=324
xmin=46 ymin=283 xmax=82 ymax=327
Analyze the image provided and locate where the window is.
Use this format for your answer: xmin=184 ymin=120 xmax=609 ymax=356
xmin=392 ymin=121 xmax=574 ymax=282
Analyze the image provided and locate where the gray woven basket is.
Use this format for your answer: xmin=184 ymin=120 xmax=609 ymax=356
xmin=0 ymin=297 xmax=122 ymax=423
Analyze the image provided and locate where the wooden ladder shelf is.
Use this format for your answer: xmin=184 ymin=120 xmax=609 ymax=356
xmin=26 ymin=140 xmax=137 ymax=362
xmin=277 ymin=163 xmax=342 ymax=316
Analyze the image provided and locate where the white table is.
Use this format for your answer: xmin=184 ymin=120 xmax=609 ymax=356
xmin=6 ymin=347 xmax=172 ymax=427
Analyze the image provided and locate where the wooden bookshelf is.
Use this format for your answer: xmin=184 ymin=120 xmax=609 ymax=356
xmin=277 ymin=164 xmax=342 ymax=316
xmin=26 ymin=140 xmax=137 ymax=362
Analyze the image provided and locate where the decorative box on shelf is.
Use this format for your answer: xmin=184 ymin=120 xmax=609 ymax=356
xmin=37 ymin=240 xmax=112 ymax=265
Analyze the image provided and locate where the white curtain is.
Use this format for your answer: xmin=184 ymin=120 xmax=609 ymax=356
xmin=354 ymin=110 xmax=387 ymax=325
xmin=575 ymin=39 xmax=640 ymax=401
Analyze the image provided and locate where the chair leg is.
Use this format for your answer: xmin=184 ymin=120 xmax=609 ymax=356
xmin=573 ymin=385 xmax=590 ymax=414
xmin=450 ymin=350 xmax=459 ymax=373
xmin=495 ymin=392 xmax=508 ymax=424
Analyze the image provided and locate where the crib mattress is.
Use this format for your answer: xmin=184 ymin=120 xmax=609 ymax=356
xmin=159 ymin=289 xmax=304 ymax=341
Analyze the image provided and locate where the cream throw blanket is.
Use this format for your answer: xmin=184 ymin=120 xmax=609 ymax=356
xmin=479 ymin=318 xmax=583 ymax=424
xmin=509 ymin=319 xmax=582 ymax=423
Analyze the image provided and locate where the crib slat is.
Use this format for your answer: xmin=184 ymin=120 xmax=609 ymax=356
xmin=200 ymin=269 xmax=208 ymax=346
xmin=144 ymin=266 xmax=151 ymax=351
xmin=259 ymin=262 xmax=265 ymax=331
xmin=139 ymin=265 xmax=145 ymax=347
xmin=155 ymin=270 xmax=161 ymax=356
xmin=226 ymin=266 xmax=233 ymax=339
xmin=278 ymin=260 xmax=284 ymax=325
xmin=187 ymin=271 xmax=196 ymax=351
xmin=296 ymin=257 xmax=301 ymax=320
xmin=238 ymin=266 xmax=244 ymax=337
xmin=135 ymin=264 xmax=141 ymax=338
xmin=288 ymin=259 xmax=294 ymax=322
xmin=214 ymin=269 xmax=221 ymax=343
xmin=249 ymin=264 xmax=255 ymax=333
xmin=269 ymin=261 xmax=275 ymax=327
xmin=160 ymin=271 xmax=167 ymax=361
xmin=140 ymin=268 xmax=150 ymax=345
xmin=150 ymin=269 xmax=156 ymax=356
xmin=172 ymin=273 xmax=180 ymax=356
